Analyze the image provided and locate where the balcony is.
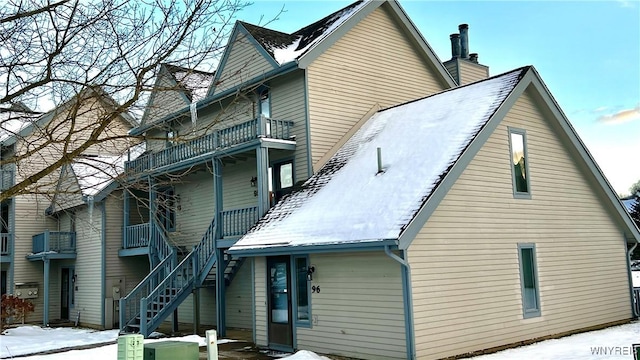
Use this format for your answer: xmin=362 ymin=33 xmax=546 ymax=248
xmin=1 ymin=168 xmax=14 ymax=191
xmin=1 ymin=233 xmax=11 ymax=260
xmin=125 ymin=117 xmax=295 ymax=175
xmin=27 ymin=231 xmax=76 ymax=260
xmin=122 ymin=206 xmax=259 ymax=252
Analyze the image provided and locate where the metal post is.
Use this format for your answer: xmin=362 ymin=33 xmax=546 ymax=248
xmin=206 ymin=329 xmax=218 ymax=360
xmin=193 ymin=288 xmax=200 ymax=335
xmin=215 ymin=248 xmax=227 ymax=337
xmin=43 ymin=258 xmax=50 ymax=326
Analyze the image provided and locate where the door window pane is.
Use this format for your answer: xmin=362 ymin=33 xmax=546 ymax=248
xmin=295 ymin=257 xmax=309 ymax=322
xmin=270 ymin=262 xmax=288 ymax=323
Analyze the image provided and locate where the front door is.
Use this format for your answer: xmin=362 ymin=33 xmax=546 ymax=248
xmin=267 ymin=256 xmax=293 ymax=350
xmin=61 ymin=268 xmax=74 ymax=320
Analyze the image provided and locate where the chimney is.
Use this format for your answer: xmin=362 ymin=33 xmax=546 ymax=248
xmin=459 ymin=24 xmax=469 ymax=59
xmin=469 ymin=53 xmax=478 ymax=63
xmin=449 ymin=33 xmax=461 ymax=59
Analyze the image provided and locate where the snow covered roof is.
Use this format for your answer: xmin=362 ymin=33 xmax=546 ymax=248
xmin=623 ymin=197 xmax=638 ymax=213
xmin=230 ymin=67 xmax=527 ymax=252
xmin=0 ymin=103 xmax=42 ymax=143
xmin=241 ymin=1 xmax=367 ymax=65
xmin=165 ymin=64 xmax=215 ymax=102
xmin=70 ymin=143 xmax=146 ymax=197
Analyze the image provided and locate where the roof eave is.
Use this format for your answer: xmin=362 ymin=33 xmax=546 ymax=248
xmin=228 ymin=238 xmax=399 ymax=257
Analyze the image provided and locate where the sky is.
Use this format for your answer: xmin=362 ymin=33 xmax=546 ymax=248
xmin=235 ymin=0 xmax=640 ymax=196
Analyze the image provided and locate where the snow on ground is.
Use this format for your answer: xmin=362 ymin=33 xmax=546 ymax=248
xmin=2 ymin=322 xmax=640 ymax=359
xmin=465 ymin=321 xmax=640 ymax=360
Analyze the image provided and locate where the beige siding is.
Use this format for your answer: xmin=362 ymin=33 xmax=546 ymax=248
xmin=458 ymin=59 xmax=489 ymax=85
xmin=306 ymin=4 xmax=448 ymax=168
xmin=221 ymin=159 xmax=257 ymax=211
xmin=73 ymin=202 xmax=103 ymax=326
xmin=226 ymin=260 xmax=252 ymax=329
xmin=269 ymin=71 xmax=309 ymax=181
xmin=296 ymin=252 xmax=405 ymax=359
xmin=254 ymin=257 xmax=267 ymax=346
xmin=11 ymin=194 xmax=56 ymax=323
xmin=143 ymin=74 xmax=188 ymax=126
xmin=409 ymin=89 xmax=631 ymax=359
xmin=213 ymin=32 xmax=275 ymax=95
xmin=171 ymin=171 xmax=216 ymax=248
xmin=104 ymin=193 xmax=149 ymax=328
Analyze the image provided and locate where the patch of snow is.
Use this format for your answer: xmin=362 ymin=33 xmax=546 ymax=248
xmin=623 ymin=198 xmax=638 ymax=213
xmin=173 ymin=70 xmax=215 ymax=102
xmin=70 ymin=143 xmax=145 ymax=196
xmin=270 ymin=1 xmax=367 ymax=65
xmin=231 ymin=68 xmax=525 ymax=251
xmin=464 ymin=321 xmax=640 ymax=360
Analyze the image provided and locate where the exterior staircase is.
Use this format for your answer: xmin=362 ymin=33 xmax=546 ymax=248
xmin=119 ymin=216 xmax=245 ymax=337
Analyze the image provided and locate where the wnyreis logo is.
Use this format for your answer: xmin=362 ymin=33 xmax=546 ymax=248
xmin=590 ymin=345 xmax=640 ymax=357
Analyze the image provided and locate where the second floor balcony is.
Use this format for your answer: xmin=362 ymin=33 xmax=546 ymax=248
xmin=27 ymin=231 xmax=77 ymax=260
xmin=125 ymin=116 xmax=295 ymax=175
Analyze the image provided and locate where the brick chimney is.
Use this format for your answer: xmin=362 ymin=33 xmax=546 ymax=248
xmin=443 ymin=24 xmax=489 ymax=85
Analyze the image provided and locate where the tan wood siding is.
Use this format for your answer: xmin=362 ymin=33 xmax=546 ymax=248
xmin=269 ymin=71 xmax=309 ymax=181
xmin=296 ymin=252 xmax=406 ymax=360
xmin=254 ymin=257 xmax=267 ymax=346
xmin=11 ymin=194 xmax=57 ymax=323
xmin=143 ymin=75 xmax=188 ymax=126
xmin=306 ymin=5 xmax=448 ymax=168
xmin=214 ymin=33 xmax=275 ymax=95
xmin=72 ymin=203 xmax=103 ymax=326
xmin=408 ymin=89 xmax=631 ymax=359
xmin=171 ymin=171 xmax=216 ymax=248
xmin=226 ymin=260 xmax=252 ymax=329
xmin=458 ymin=59 xmax=489 ymax=84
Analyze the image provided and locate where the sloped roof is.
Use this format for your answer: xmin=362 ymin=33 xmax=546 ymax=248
xmin=624 ymin=197 xmax=639 ymax=213
xmin=165 ymin=64 xmax=215 ymax=102
xmin=70 ymin=143 xmax=146 ymax=197
xmin=0 ymin=103 xmax=42 ymax=143
xmin=241 ymin=1 xmax=367 ymax=65
xmin=230 ymin=68 xmax=527 ymax=252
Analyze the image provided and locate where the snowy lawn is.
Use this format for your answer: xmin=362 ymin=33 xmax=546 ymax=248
xmin=0 ymin=325 xmax=329 ymax=360
xmin=465 ymin=321 xmax=640 ymax=360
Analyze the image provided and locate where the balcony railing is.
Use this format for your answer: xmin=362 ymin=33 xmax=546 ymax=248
xmin=221 ymin=206 xmax=259 ymax=237
xmin=32 ymin=231 xmax=76 ymax=254
xmin=1 ymin=169 xmax=14 ymax=191
xmin=125 ymin=117 xmax=294 ymax=174
xmin=123 ymin=223 xmax=150 ymax=249
xmin=1 ymin=233 xmax=12 ymax=256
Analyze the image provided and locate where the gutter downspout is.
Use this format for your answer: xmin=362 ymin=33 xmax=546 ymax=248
xmin=626 ymin=241 xmax=638 ymax=317
xmin=385 ymin=245 xmax=415 ymax=360
xmin=101 ymin=201 xmax=107 ymax=328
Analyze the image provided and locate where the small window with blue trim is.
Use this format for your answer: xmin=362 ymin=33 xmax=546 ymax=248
xmin=294 ymin=256 xmax=311 ymax=326
xmin=518 ymin=243 xmax=541 ymax=318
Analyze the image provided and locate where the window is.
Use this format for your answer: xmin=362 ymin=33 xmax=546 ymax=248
xmin=294 ymin=256 xmax=311 ymax=325
xmin=269 ymin=160 xmax=294 ymax=206
xmin=166 ymin=129 xmax=177 ymax=147
xmin=518 ymin=244 xmax=540 ymax=318
xmin=509 ymin=128 xmax=530 ymax=197
xmin=259 ymin=89 xmax=270 ymax=118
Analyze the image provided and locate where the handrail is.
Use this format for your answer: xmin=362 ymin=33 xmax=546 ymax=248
xmin=0 ymin=233 xmax=12 ymax=255
xmin=125 ymin=117 xmax=294 ymax=174
xmin=221 ymin=206 xmax=258 ymax=237
xmin=32 ymin=231 xmax=76 ymax=253
xmin=123 ymin=223 xmax=150 ymax=249
xmin=119 ymin=254 xmax=175 ymax=331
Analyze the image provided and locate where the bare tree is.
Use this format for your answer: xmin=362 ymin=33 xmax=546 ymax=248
xmin=0 ymin=0 xmax=250 ymax=201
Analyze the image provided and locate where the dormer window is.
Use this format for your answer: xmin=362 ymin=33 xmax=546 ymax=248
xmin=509 ymin=128 xmax=530 ymax=198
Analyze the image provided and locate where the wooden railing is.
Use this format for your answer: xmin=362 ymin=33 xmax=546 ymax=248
xmin=1 ymin=233 xmax=11 ymax=255
xmin=32 ymin=231 xmax=76 ymax=254
xmin=125 ymin=117 xmax=294 ymax=174
xmin=221 ymin=206 xmax=259 ymax=237
xmin=123 ymin=223 xmax=150 ymax=249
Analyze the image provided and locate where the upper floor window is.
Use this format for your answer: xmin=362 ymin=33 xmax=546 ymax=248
xmin=509 ymin=128 xmax=530 ymax=197
xmin=259 ymin=89 xmax=270 ymax=119
xmin=166 ymin=129 xmax=178 ymax=147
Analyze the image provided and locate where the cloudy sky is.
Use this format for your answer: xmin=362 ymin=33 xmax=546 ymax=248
xmin=239 ymin=0 xmax=640 ymax=195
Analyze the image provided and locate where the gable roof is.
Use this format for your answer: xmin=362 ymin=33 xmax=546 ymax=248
xmin=230 ymin=67 xmax=527 ymax=253
xmin=165 ymin=64 xmax=215 ymax=103
xmin=230 ymin=66 xmax=640 ymax=255
xmin=132 ymin=0 xmax=454 ymax=135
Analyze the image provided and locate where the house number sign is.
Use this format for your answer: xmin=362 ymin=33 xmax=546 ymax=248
xmin=311 ymin=285 xmax=320 ymax=293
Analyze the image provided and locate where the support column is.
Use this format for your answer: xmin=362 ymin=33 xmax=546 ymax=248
xmin=148 ymin=176 xmax=156 ymax=270
xmin=172 ymin=308 xmax=179 ymax=335
xmin=43 ymin=258 xmax=50 ymax=326
xmin=193 ymin=288 xmax=200 ymax=335
xmin=255 ymin=147 xmax=269 ymax=217
xmin=215 ymin=248 xmax=227 ymax=336
xmin=123 ymin=189 xmax=129 ymax=248
xmin=213 ymin=159 xmax=223 ymax=239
